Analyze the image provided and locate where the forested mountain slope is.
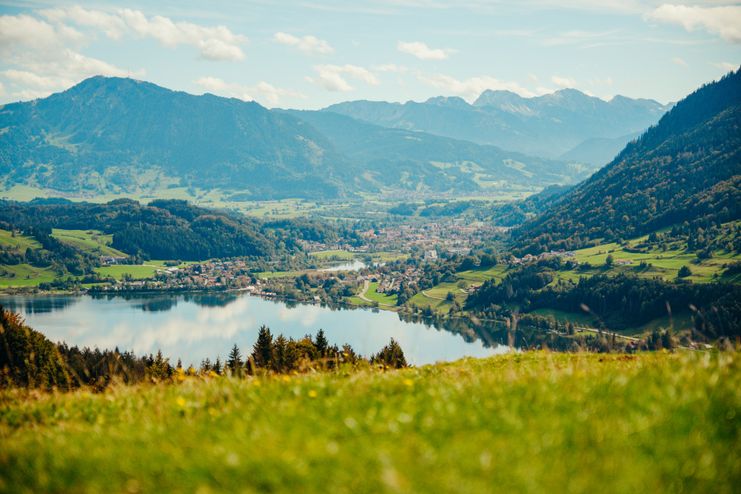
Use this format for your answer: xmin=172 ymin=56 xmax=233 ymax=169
xmin=0 ymin=77 xmax=592 ymax=200
xmin=0 ymin=77 xmax=353 ymax=200
xmin=513 ymin=69 xmax=741 ymax=254
xmin=0 ymin=199 xmax=275 ymax=260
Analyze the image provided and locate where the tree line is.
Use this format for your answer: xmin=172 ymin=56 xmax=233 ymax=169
xmin=0 ymin=199 xmax=364 ymax=263
xmin=466 ymin=267 xmax=741 ymax=338
xmin=0 ymin=307 xmax=407 ymax=390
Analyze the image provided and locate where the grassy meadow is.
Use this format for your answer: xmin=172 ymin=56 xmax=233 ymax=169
xmin=50 ymin=229 xmax=126 ymax=258
xmin=0 ymin=351 xmax=738 ymax=493
xmin=363 ymin=281 xmax=398 ymax=306
xmin=93 ymin=264 xmax=161 ymax=280
xmin=0 ymin=264 xmax=57 ymax=288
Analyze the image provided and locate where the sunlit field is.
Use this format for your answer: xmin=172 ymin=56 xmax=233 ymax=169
xmin=1 ymin=351 xmax=738 ymax=494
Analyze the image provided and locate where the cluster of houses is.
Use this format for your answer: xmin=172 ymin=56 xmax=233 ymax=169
xmin=100 ymin=255 xmax=127 ymax=266
xmin=369 ymin=265 xmax=415 ymax=293
xmin=357 ymin=221 xmax=498 ymax=255
xmin=95 ymin=259 xmax=257 ymax=292
xmin=511 ymin=250 xmax=576 ymax=265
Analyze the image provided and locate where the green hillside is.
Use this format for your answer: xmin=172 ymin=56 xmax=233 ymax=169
xmin=0 ymin=229 xmax=40 ymax=252
xmin=514 ymin=69 xmax=741 ymax=254
xmin=0 ymin=263 xmax=56 ymax=287
xmin=1 ymin=351 xmax=737 ymax=493
xmin=0 ymin=76 xmax=350 ymax=200
xmin=51 ymin=229 xmax=127 ymax=258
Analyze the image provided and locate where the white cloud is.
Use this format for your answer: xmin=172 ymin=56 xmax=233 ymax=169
xmin=0 ymin=8 xmax=248 ymax=102
xmin=417 ymin=73 xmax=536 ymax=100
xmin=38 ymin=7 xmax=248 ymax=61
xmin=274 ymin=32 xmax=333 ymax=54
xmin=0 ymin=13 xmax=83 ymax=50
xmin=40 ymin=6 xmax=126 ymax=39
xmin=308 ymin=64 xmax=379 ymax=92
xmin=550 ymin=75 xmax=576 ymax=88
xmin=672 ymin=56 xmax=688 ymax=67
xmin=0 ymin=13 xmax=133 ymax=101
xmin=195 ymin=76 xmax=304 ymax=106
xmin=397 ymin=41 xmax=453 ymax=60
xmin=647 ymin=4 xmax=741 ymax=43
xmin=117 ymin=9 xmax=247 ymax=60
xmin=198 ymin=38 xmax=245 ymax=61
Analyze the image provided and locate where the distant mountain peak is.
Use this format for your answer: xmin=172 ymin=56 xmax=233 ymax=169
xmin=473 ymin=89 xmax=525 ymax=108
xmin=424 ymin=95 xmax=469 ymax=108
xmin=552 ymin=87 xmax=589 ymax=96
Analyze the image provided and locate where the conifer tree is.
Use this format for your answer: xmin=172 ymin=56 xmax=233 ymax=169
xmin=273 ymin=335 xmax=288 ymax=372
xmin=252 ymin=325 xmax=274 ymax=368
xmin=227 ymin=344 xmax=243 ymax=375
xmin=314 ymin=329 xmax=329 ymax=357
xmin=371 ymin=338 xmax=407 ymax=369
xmin=148 ymin=350 xmax=171 ymax=380
xmin=200 ymin=358 xmax=212 ymax=373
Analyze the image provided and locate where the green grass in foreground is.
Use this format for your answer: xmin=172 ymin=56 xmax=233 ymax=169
xmin=0 ymin=352 xmax=738 ymax=494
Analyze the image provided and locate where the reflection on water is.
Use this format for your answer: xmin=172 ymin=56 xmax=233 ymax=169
xmin=0 ymin=293 xmax=509 ymax=366
xmin=0 ymin=295 xmax=80 ymax=315
xmin=185 ymin=292 xmax=239 ymax=308
xmin=319 ymin=260 xmax=367 ymax=272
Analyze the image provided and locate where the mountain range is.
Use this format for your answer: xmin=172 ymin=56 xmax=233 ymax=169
xmin=514 ymin=68 xmax=741 ymax=254
xmin=324 ymin=89 xmax=670 ymax=162
xmin=0 ymin=77 xmax=669 ymax=201
xmin=0 ymin=77 xmax=351 ymax=200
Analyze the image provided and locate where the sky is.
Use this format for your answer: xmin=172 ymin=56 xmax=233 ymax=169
xmin=0 ymin=0 xmax=739 ymax=108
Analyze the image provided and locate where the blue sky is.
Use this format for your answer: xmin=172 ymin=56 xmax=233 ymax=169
xmin=0 ymin=0 xmax=739 ymax=108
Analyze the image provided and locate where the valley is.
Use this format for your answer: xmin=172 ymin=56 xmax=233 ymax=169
xmin=0 ymin=1 xmax=739 ymax=491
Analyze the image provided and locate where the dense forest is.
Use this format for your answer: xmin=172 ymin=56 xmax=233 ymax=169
xmin=466 ymin=263 xmax=741 ymax=338
xmin=0 ymin=198 xmax=273 ymax=260
xmin=513 ymin=69 xmax=741 ymax=254
xmin=0 ymin=198 xmax=350 ymax=262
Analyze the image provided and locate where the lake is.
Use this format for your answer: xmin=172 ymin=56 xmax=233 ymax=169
xmin=0 ymin=293 xmax=509 ymax=366
xmin=319 ymin=259 xmax=367 ymax=272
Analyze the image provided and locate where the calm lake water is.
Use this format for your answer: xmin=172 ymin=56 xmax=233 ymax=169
xmin=319 ymin=259 xmax=367 ymax=272
xmin=0 ymin=293 xmax=508 ymax=366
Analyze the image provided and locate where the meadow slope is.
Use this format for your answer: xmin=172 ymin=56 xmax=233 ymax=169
xmin=0 ymin=351 xmax=739 ymax=493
